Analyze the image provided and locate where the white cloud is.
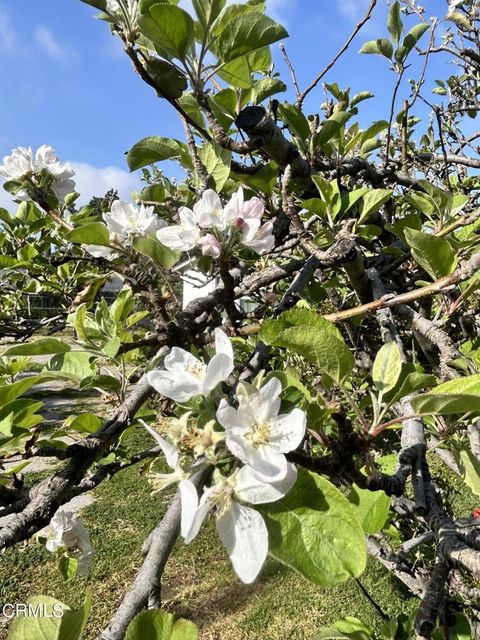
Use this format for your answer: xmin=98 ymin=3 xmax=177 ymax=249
xmin=0 ymin=9 xmax=15 ymax=54
xmin=70 ymin=162 xmax=142 ymax=204
xmin=34 ymin=26 xmax=79 ymax=65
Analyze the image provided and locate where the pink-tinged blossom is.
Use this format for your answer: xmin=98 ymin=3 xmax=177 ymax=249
xmin=199 ymin=233 xmax=222 ymax=258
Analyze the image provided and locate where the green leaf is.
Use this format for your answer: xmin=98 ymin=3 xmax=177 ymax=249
xmin=232 ymin=161 xmax=278 ymax=196
xmin=404 ymin=228 xmax=457 ymax=279
xmin=387 ymin=1 xmax=403 ymax=45
xmin=68 ymin=222 xmax=110 ymax=246
xmin=198 ymin=142 xmax=231 ymax=191
xmin=145 ymin=58 xmax=187 ymax=99
xmin=359 ymin=38 xmax=393 ymax=59
xmin=217 ymin=12 xmax=288 ymax=62
xmin=372 ymin=342 xmax=402 ymax=395
xmin=125 ymin=610 xmax=198 ymax=640
xmin=127 ymin=136 xmax=183 ymax=171
xmin=452 ymin=446 xmax=480 ymax=496
xmin=80 ymin=375 xmax=122 ymax=393
xmin=252 ymin=77 xmax=286 ymax=104
xmin=411 ymin=374 xmax=480 ymax=415
xmin=278 ymin=102 xmax=311 ymax=141
xmin=191 ymin=0 xmax=226 ymax=31
xmin=7 ymin=592 xmax=91 ymax=640
xmin=80 ymin=0 xmax=106 ymax=9
xmin=0 ymin=376 xmax=51 ymax=406
xmin=64 ymin=413 xmax=102 ymax=434
xmin=349 ymin=484 xmax=390 ymax=534
xmin=58 ymin=556 xmax=79 ymax=582
xmin=350 ymin=91 xmax=374 ymax=108
xmin=396 ymin=23 xmax=429 ymax=62
xmin=132 ymin=235 xmax=180 ymax=268
xmin=358 ymin=189 xmax=392 ymax=223
xmin=138 ymin=4 xmax=195 ymax=59
xmin=46 ymin=352 xmax=94 ymax=382
xmin=260 ymin=309 xmax=354 ymax=383
xmin=258 ymin=468 xmax=367 ymax=587
xmin=314 ymin=112 xmax=351 ymax=147
xmin=3 ymin=338 xmax=71 ymax=357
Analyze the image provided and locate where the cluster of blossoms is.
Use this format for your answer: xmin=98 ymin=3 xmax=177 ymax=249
xmin=145 ymin=329 xmax=306 ymax=583
xmin=0 ymin=145 xmax=76 ymax=202
xmin=157 ymin=188 xmax=275 ymax=258
xmin=86 ymin=200 xmax=165 ymax=259
xmin=40 ymin=511 xmax=96 ymax=577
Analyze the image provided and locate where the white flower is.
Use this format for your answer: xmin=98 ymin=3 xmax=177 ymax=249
xmin=179 ymin=464 xmax=296 ymax=583
xmin=193 ymin=190 xmax=229 ymax=230
xmin=43 ymin=510 xmax=91 ymax=553
xmin=84 ymin=245 xmax=118 ymax=260
xmin=216 ymin=377 xmax=306 ymax=482
xmin=156 ymin=207 xmax=201 ymax=251
xmin=104 ymin=200 xmax=161 ymax=238
xmin=147 ymin=328 xmax=234 ymax=402
xmin=33 ymin=145 xmax=76 ymax=200
xmin=198 ymin=233 xmax=222 ymax=258
xmin=0 ymin=146 xmax=33 ymax=181
xmin=42 ymin=510 xmax=95 ymax=575
xmin=156 ymin=187 xmax=274 ymax=257
xmin=0 ymin=145 xmax=75 ymax=202
xmin=140 ymin=419 xmax=187 ymax=492
xmin=242 ymin=219 xmax=275 ymax=254
xmin=224 ymin=187 xmax=264 ymax=223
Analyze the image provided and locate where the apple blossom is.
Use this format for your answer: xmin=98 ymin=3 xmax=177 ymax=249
xmin=33 ymin=145 xmax=76 ymax=200
xmin=242 ymin=219 xmax=276 ymax=254
xmin=0 ymin=146 xmax=33 ymax=181
xmin=104 ymin=200 xmax=161 ymax=237
xmin=0 ymin=145 xmax=75 ymax=201
xmin=147 ymin=328 xmax=234 ymax=402
xmin=179 ymin=464 xmax=296 ymax=583
xmin=156 ymin=207 xmax=201 ymax=251
xmin=216 ymin=377 xmax=306 ymax=482
xmin=198 ymin=233 xmax=222 ymax=258
xmin=41 ymin=510 xmax=95 ymax=576
xmin=157 ymin=187 xmax=275 ymax=257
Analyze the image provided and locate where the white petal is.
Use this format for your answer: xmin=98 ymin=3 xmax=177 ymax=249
xmin=216 ymin=400 xmax=251 ymax=434
xmin=138 ymin=419 xmax=179 ymax=469
xmin=239 ymin=377 xmax=282 ymax=423
xmin=269 ymin=408 xmax=307 ymax=453
xmin=214 ymin=328 xmax=233 ymax=361
xmin=216 ymin=502 xmax=268 ymax=583
xmin=147 ymin=370 xmax=200 ymax=402
xmin=179 ymin=479 xmax=212 ymax=543
xmin=225 ymin=433 xmax=288 ymax=481
xmin=104 ymin=212 xmax=127 ymax=236
xmin=156 ymin=225 xmax=197 ymax=251
xmin=164 ymin=348 xmax=204 ymax=376
xmin=235 ymin=463 xmax=297 ymax=504
xmin=84 ymin=245 xmax=117 ymax=260
xmin=204 ymin=354 xmax=233 ymax=393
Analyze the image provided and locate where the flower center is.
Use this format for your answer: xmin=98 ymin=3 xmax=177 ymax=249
xmin=209 ymin=482 xmax=234 ymax=519
xmin=185 ymin=362 xmax=205 ymax=379
xmin=249 ymin=421 xmax=271 ymax=447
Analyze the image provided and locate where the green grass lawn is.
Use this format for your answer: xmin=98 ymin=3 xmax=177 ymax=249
xmin=0 ymin=425 xmax=477 ymax=640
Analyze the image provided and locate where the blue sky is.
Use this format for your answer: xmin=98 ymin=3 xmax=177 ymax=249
xmin=0 ymin=0 xmax=457 ymax=207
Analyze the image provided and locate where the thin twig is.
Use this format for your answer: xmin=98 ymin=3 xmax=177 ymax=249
xmin=296 ymin=0 xmax=378 ymax=108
